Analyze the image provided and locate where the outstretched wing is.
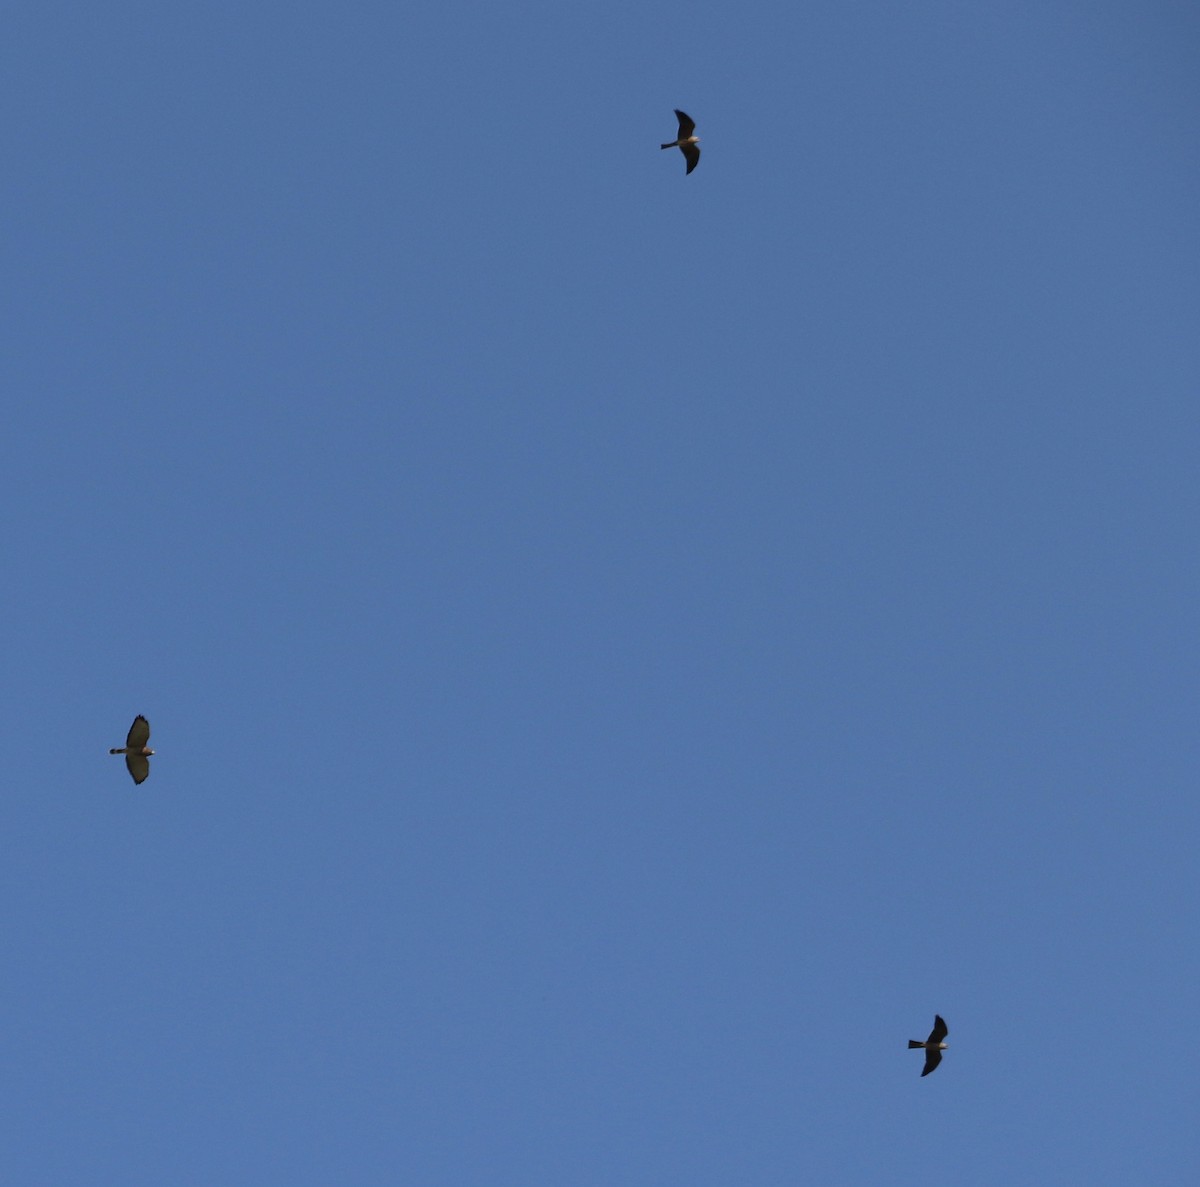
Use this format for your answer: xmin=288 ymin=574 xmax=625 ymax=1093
xmin=921 ymin=1047 xmax=942 ymax=1077
xmin=126 ymin=715 xmax=150 ymax=749
xmin=674 ymin=109 xmax=696 ymax=139
xmin=126 ymin=754 xmax=150 ymax=785
xmin=682 ymin=144 xmax=700 ymax=174
xmin=928 ymin=1015 xmax=948 ymax=1044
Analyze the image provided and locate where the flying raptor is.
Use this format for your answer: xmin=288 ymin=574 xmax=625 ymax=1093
xmin=110 ymin=715 xmax=154 ymax=785
xmin=908 ymin=1014 xmax=949 ymax=1077
xmin=661 ymin=109 xmax=700 ymax=174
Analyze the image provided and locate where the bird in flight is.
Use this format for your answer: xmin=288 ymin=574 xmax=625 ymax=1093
xmin=661 ymin=109 xmax=700 ymax=174
xmin=908 ymin=1015 xmax=949 ymax=1077
xmin=110 ymin=715 xmax=154 ymax=785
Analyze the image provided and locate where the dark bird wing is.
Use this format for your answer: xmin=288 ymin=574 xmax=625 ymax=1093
xmin=928 ymin=1015 xmax=948 ymax=1043
xmin=921 ymin=1047 xmax=942 ymax=1077
xmin=126 ymin=715 xmax=150 ymax=749
xmin=674 ymin=109 xmax=696 ymax=139
xmin=682 ymin=143 xmax=700 ymax=174
xmin=126 ymin=754 xmax=150 ymax=785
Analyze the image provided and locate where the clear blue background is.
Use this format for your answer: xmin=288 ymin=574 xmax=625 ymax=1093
xmin=4 ymin=2 xmax=1198 ymax=1182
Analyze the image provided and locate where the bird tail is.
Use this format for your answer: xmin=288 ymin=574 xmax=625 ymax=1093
xmin=908 ymin=1040 xmax=924 ymax=1049
xmin=661 ymin=142 xmax=676 ymax=150
xmin=109 ymin=748 xmax=123 ymax=755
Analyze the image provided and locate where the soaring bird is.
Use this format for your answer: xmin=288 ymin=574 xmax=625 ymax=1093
xmin=908 ymin=1015 xmax=949 ymax=1076
xmin=661 ymin=109 xmax=700 ymax=174
xmin=110 ymin=715 xmax=154 ymax=785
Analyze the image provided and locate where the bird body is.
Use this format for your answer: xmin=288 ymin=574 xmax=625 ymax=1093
xmin=909 ymin=1015 xmax=949 ymax=1076
xmin=110 ymin=715 xmax=154 ymax=784
xmin=661 ymin=109 xmax=700 ymax=174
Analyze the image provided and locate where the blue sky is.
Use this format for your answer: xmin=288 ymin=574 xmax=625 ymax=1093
xmin=4 ymin=1 xmax=1198 ymax=1182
